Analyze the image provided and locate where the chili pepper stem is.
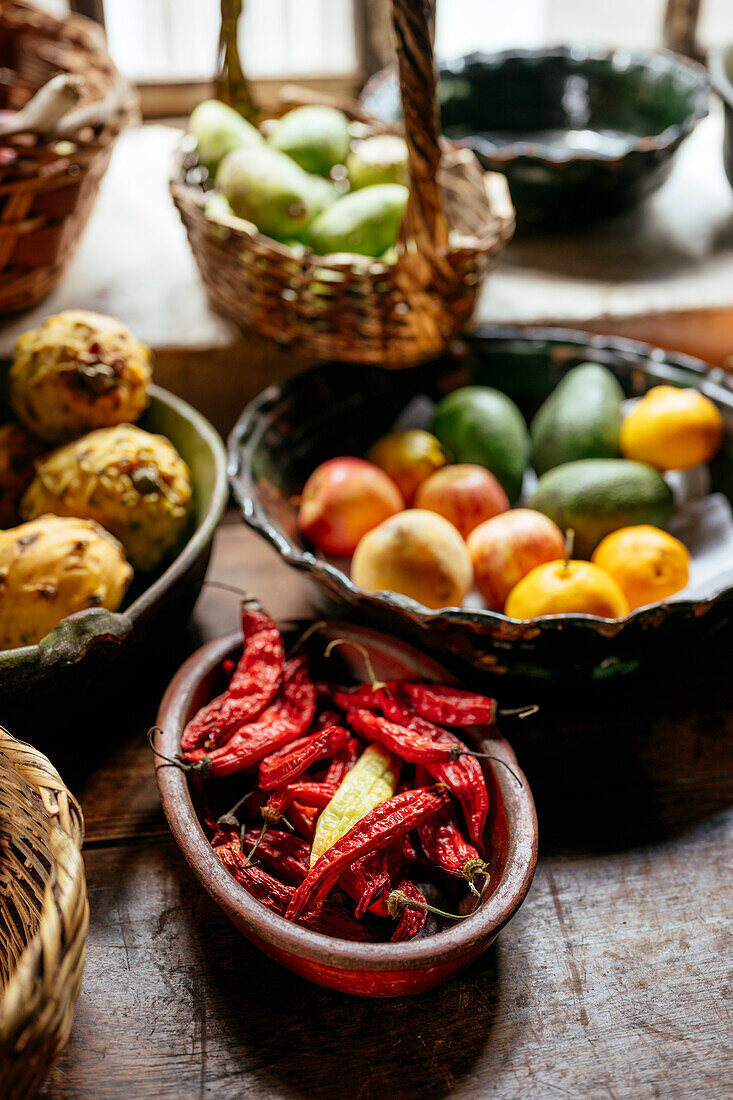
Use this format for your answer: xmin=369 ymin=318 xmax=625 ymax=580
xmin=323 ymin=638 xmax=386 ymax=692
xmin=242 ymin=820 xmax=268 ymax=867
xmin=202 ymin=580 xmax=261 ymax=604
xmin=463 ymin=858 xmax=490 ymax=897
xmin=286 ymin=619 xmax=328 ymax=659
xmin=217 ymin=789 xmax=259 ymax=828
xmin=147 ymin=727 xmax=192 ymax=773
xmin=387 ymin=878 xmax=489 ymax=922
xmin=449 ymin=747 xmax=523 ymax=788
xmin=498 ymin=704 xmax=540 ymax=720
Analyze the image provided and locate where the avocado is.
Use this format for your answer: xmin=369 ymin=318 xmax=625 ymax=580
xmin=189 ymin=99 xmax=262 ymax=175
xmin=268 ymin=105 xmax=351 ymax=176
xmin=431 ymin=386 xmax=530 ymax=504
xmin=216 ymin=145 xmax=335 ymax=241
xmin=305 ymin=183 xmax=408 ymax=258
xmin=529 ymin=459 xmax=674 ymax=558
xmin=531 ymin=362 xmax=625 ymax=475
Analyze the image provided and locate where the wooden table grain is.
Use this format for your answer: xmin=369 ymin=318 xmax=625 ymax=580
xmin=37 ymin=517 xmax=733 ymax=1100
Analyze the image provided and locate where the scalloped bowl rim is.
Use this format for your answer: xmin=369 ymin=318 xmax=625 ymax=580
xmin=228 ymin=324 xmax=733 ymax=645
xmin=428 ymin=44 xmax=710 ymax=166
xmin=154 ymin=623 xmax=538 ymax=970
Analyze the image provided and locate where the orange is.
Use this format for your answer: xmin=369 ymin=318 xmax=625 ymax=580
xmin=591 ymin=525 xmax=689 ymax=610
xmin=620 ymin=386 xmax=723 ymax=470
xmin=505 ymin=559 xmax=629 ymax=620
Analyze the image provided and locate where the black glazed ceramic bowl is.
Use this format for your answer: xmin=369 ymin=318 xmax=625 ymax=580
xmin=0 ymin=365 xmax=228 ymax=723
xmin=229 ymin=327 xmax=733 ymax=683
xmin=710 ymin=47 xmax=733 ymax=191
xmin=362 ymin=46 xmax=710 ymax=228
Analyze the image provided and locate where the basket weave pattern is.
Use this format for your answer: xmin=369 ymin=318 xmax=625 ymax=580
xmin=0 ymin=727 xmax=88 ymax=1100
xmin=171 ymin=0 xmax=515 ymax=367
xmin=0 ymin=0 xmax=138 ymax=313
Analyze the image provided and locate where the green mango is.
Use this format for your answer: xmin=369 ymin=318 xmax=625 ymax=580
xmin=189 ymin=99 xmax=262 ymax=174
xmin=347 ymin=134 xmax=409 ymax=190
xmin=431 ymin=386 xmax=530 ymax=504
xmin=268 ymin=105 xmax=350 ymax=176
xmin=216 ymin=145 xmax=335 ymax=241
xmin=531 ymin=362 xmax=625 ymax=475
xmin=305 ymin=183 xmax=408 ymax=258
xmin=529 ymin=459 xmax=674 ymax=558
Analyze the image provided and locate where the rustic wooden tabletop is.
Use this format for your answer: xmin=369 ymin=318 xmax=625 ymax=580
xmin=36 ymin=515 xmax=733 ymax=1100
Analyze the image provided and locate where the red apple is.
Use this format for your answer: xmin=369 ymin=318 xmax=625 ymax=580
xmin=414 ymin=463 xmax=509 ymax=538
xmin=298 ymin=456 xmax=403 ymax=557
xmin=466 ymin=508 xmax=565 ymax=611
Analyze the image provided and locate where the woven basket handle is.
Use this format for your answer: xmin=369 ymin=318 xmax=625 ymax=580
xmin=392 ymin=0 xmax=449 ymax=257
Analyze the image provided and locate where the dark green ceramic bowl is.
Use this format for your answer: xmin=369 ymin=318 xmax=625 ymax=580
xmin=0 ymin=370 xmax=228 ymax=718
xmin=362 ymin=46 xmax=709 ymax=228
xmin=229 ymin=327 xmax=733 ymax=683
xmin=710 ymin=47 xmax=733 ymax=191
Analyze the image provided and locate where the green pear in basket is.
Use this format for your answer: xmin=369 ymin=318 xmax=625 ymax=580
xmin=268 ymin=105 xmax=351 ymax=176
xmin=347 ymin=135 xmax=409 ymax=190
xmin=189 ymin=99 xmax=263 ymax=175
xmin=216 ymin=145 xmax=336 ymax=241
xmin=305 ymin=183 xmax=408 ymax=258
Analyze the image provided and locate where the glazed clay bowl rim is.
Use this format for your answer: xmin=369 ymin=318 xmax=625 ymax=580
xmin=0 ymin=381 xmax=229 ymax=670
xmin=229 ymin=324 xmax=733 ymax=644
xmin=710 ymin=46 xmax=733 ymax=108
xmin=155 ymin=621 xmax=538 ymax=972
xmin=436 ymin=44 xmax=710 ymax=167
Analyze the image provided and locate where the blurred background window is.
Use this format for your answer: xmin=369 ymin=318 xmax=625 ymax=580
xmin=33 ymin=0 xmax=733 ymax=110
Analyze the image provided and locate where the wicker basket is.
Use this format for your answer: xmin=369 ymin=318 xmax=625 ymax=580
xmin=171 ymin=0 xmax=515 ymax=367
xmin=0 ymin=0 xmax=138 ymax=314
xmin=0 ymin=726 xmax=88 ymax=1100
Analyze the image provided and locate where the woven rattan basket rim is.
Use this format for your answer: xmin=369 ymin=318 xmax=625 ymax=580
xmin=0 ymin=726 xmax=87 ymax=1099
xmin=170 ymin=134 xmax=515 ymax=274
xmin=0 ymin=0 xmax=138 ymax=155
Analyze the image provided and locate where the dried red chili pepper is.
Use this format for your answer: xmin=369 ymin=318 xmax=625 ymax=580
xmin=347 ymin=708 xmax=464 ymax=763
xmin=339 ymin=842 xmax=402 ymax=918
xmin=216 ymin=845 xmax=374 ymax=941
xmin=287 ymin=800 xmax=320 ymax=841
xmin=313 ymin=708 xmax=342 ymax=730
xmin=181 ymin=605 xmax=284 ymax=751
xmin=258 ymin=725 xmax=349 ymax=790
xmin=387 ymin=878 xmax=427 ymax=941
xmin=402 ymin=683 xmax=496 ymax=727
xmin=379 ymin=697 xmax=489 ymax=851
xmin=184 ymin=657 xmax=316 ymax=778
xmin=285 ymin=785 xmax=451 ymax=920
xmin=331 ymin=682 xmax=397 ymax=713
xmin=238 ymin=827 xmax=310 ymax=884
xmin=261 ymin=780 xmax=338 ymax=825
xmin=414 ymin=768 xmax=488 ymax=892
xmin=321 ymin=736 xmax=361 ymax=786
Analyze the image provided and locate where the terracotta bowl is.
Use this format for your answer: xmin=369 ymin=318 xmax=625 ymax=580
xmin=155 ymin=620 xmax=538 ymax=997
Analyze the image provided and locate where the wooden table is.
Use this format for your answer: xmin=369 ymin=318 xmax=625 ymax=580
xmin=36 ymin=515 xmax=733 ymax=1100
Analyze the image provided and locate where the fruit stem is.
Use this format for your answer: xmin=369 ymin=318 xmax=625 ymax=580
xmin=563 ymin=528 xmax=575 ymax=571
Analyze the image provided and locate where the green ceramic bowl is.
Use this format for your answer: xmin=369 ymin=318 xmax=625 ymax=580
xmin=0 ymin=368 xmax=228 ymax=717
xmin=230 ymin=327 xmax=733 ymax=683
xmin=710 ymin=47 xmax=733 ymax=191
xmin=363 ymin=46 xmax=709 ymax=228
